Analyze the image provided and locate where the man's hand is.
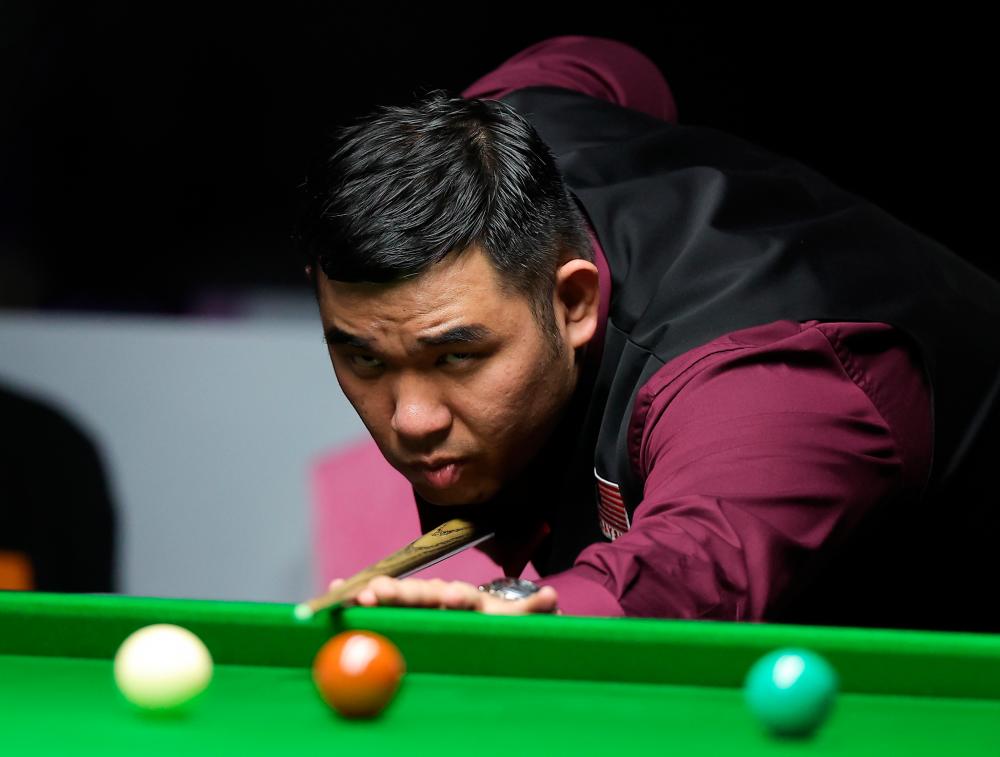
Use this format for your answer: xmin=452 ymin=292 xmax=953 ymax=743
xmin=329 ymin=576 xmax=559 ymax=615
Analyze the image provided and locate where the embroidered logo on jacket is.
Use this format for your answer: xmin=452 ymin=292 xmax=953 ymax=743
xmin=595 ymin=470 xmax=630 ymax=541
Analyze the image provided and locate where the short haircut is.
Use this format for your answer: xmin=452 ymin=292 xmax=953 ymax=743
xmin=294 ymin=91 xmax=592 ymax=341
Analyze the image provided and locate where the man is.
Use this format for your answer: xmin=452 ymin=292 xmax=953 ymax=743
xmin=295 ymin=37 xmax=1000 ymax=628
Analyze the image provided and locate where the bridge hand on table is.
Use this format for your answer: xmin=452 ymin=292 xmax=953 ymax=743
xmin=328 ymin=576 xmax=560 ymax=615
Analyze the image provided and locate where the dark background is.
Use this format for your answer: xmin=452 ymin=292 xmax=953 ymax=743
xmin=1 ymin=8 xmax=994 ymax=311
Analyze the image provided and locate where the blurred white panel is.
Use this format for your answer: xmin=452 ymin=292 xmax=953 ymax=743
xmin=0 ymin=311 xmax=367 ymax=602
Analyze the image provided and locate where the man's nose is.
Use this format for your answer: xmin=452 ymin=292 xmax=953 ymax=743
xmin=390 ymin=375 xmax=452 ymax=445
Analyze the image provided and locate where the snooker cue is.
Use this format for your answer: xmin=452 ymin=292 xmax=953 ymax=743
xmin=293 ymin=518 xmax=495 ymax=620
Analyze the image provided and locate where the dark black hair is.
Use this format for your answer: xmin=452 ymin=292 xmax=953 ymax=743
xmin=294 ymin=91 xmax=592 ymax=340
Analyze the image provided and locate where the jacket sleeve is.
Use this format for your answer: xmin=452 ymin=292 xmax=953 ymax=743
xmin=537 ymin=322 xmax=931 ymax=618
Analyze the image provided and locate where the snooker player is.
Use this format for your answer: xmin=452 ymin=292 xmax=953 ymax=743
xmin=294 ymin=37 xmax=1000 ymax=629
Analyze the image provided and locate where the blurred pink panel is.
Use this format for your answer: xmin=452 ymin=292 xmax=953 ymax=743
xmin=310 ymin=438 xmax=537 ymax=593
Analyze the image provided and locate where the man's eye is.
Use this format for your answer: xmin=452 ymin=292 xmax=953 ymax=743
xmin=349 ymin=354 xmax=384 ymax=370
xmin=440 ymin=353 xmax=474 ymax=366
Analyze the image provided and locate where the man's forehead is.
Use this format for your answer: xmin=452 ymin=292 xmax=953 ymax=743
xmin=320 ymin=275 xmax=487 ymax=324
xmin=318 ymin=247 xmax=512 ymax=316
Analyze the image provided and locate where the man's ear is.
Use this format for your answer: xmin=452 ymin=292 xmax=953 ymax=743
xmin=554 ymin=259 xmax=600 ymax=351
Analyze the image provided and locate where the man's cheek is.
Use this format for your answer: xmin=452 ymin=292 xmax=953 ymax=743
xmin=349 ymin=398 xmax=391 ymax=445
xmin=345 ymin=386 xmax=388 ymax=426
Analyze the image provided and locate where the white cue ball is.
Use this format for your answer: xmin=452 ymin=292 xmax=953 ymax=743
xmin=114 ymin=624 xmax=213 ymax=711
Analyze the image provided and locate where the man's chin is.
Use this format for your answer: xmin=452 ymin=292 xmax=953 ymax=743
xmin=413 ymin=481 xmax=495 ymax=508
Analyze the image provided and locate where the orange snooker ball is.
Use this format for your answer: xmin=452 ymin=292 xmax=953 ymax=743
xmin=312 ymin=631 xmax=406 ymax=718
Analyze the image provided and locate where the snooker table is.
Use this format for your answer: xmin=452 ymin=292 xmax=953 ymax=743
xmin=2 ymin=592 xmax=999 ymax=755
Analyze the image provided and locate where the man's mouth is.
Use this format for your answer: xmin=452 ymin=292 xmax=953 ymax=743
xmin=414 ymin=460 xmax=464 ymax=489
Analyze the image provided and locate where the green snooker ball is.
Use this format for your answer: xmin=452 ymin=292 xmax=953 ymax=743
xmin=744 ymin=648 xmax=837 ymax=737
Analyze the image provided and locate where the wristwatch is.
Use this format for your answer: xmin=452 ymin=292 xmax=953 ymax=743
xmin=477 ymin=577 xmax=541 ymax=601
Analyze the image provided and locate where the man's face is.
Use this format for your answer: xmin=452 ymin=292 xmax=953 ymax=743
xmin=316 ymin=247 xmax=581 ymax=506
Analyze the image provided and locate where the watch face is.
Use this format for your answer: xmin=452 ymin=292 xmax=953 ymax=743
xmin=480 ymin=578 xmax=540 ymax=600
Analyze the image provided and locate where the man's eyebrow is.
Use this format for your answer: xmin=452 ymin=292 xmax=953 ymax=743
xmin=324 ymin=327 xmax=371 ymax=350
xmin=418 ymin=325 xmax=495 ymax=347
xmin=323 ymin=324 xmax=495 ymax=350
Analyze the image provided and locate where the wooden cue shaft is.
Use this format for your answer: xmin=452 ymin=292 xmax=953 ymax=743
xmin=297 ymin=519 xmax=495 ymax=616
